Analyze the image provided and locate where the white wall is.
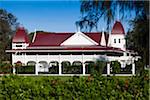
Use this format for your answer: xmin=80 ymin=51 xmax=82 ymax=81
xmin=110 ymin=34 xmax=126 ymax=51
xmin=12 ymin=43 xmax=29 ymax=49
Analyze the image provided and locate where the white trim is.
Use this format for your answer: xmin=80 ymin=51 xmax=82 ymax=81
xmin=27 ymin=45 xmax=107 ymax=49
xmin=6 ymin=49 xmax=123 ymax=53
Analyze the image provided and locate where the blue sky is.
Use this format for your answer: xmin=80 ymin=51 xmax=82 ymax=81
xmin=0 ymin=1 xmax=134 ymax=33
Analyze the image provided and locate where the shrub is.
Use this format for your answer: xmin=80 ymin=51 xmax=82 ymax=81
xmin=0 ymin=68 xmax=149 ymax=99
xmin=111 ymin=61 xmax=121 ymax=75
xmin=0 ymin=63 xmax=12 ymax=74
xmin=16 ymin=65 xmax=35 ymax=74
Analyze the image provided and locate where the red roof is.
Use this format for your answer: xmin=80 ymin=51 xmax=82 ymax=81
xmin=111 ymin=21 xmax=125 ymax=34
xmin=30 ymin=32 xmax=73 ymax=46
xmin=30 ymin=32 xmax=109 ymax=47
xmin=85 ymin=32 xmax=101 ymax=43
xmin=12 ymin=27 xmax=29 ymax=43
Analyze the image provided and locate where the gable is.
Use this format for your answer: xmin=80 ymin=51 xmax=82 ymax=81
xmin=61 ymin=32 xmax=98 ymax=46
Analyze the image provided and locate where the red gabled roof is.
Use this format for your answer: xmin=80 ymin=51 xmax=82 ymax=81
xmin=85 ymin=32 xmax=109 ymax=46
xmin=30 ymin=32 xmax=73 ymax=46
xmin=12 ymin=27 xmax=29 ymax=43
xmin=112 ymin=21 xmax=125 ymax=34
xmin=29 ymin=32 xmax=110 ymax=47
xmin=85 ymin=32 xmax=101 ymax=43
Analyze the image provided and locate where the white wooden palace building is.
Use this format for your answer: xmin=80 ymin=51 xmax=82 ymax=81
xmin=6 ymin=21 xmax=140 ymax=75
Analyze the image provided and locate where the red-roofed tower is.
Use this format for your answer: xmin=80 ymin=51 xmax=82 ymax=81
xmin=12 ymin=27 xmax=29 ymax=49
xmin=109 ymin=21 xmax=126 ymax=51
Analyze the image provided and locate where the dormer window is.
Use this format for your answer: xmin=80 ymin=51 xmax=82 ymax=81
xmin=118 ymin=39 xmax=120 ymax=43
xmin=114 ymin=39 xmax=116 ymax=43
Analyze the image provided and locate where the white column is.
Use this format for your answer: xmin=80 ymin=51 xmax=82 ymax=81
xmin=132 ymin=62 xmax=135 ymax=75
xmin=83 ymin=63 xmax=85 ymax=75
xmin=59 ymin=54 xmax=62 ymax=75
xmin=12 ymin=53 xmax=16 ymax=74
xmin=82 ymin=54 xmax=85 ymax=75
xmin=35 ymin=64 xmax=39 ymax=75
xmin=107 ymin=62 xmax=110 ymax=75
xmin=13 ymin=66 xmax=16 ymax=74
xmin=24 ymin=53 xmax=26 ymax=65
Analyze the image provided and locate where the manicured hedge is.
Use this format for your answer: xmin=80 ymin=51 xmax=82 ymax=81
xmin=0 ymin=70 xmax=149 ymax=100
xmin=16 ymin=66 xmax=35 ymax=74
xmin=62 ymin=65 xmax=83 ymax=74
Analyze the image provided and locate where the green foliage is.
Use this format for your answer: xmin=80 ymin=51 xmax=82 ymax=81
xmin=48 ymin=66 xmax=59 ymax=74
xmin=16 ymin=66 xmax=35 ymax=74
xmin=126 ymin=13 xmax=149 ymax=65
xmin=0 ymin=63 xmax=12 ymax=74
xmin=94 ymin=61 xmax=106 ymax=74
xmin=0 ymin=9 xmax=19 ymax=62
xmin=135 ymin=59 xmax=145 ymax=75
xmin=0 ymin=70 xmax=148 ymax=99
xmin=111 ymin=61 xmax=121 ymax=74
xmin=62 ymin=62 xmax=82 ymax=74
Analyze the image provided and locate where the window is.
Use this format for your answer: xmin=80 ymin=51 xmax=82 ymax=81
xmin=16 ymin=45 xmax=22 ymax=47
xmin=118 ymin=39 xmax=120 ymax=43
xmin=114 ymin=39 xmax=116 ymax=43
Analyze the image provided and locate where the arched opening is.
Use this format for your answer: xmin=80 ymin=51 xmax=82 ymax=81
xmin=39 ymin=61 xmax=48 ymax=67
xmin=61 ymin=61 xmax=71 ymax=74
xmin=15 ymin=61 xmax=22 ymax=67
xmin=27 ymin=61 xmax=36 ymax=66
xmin=49 ymin=61 xmax=59 ymax=74
xmin=16 ymin=61 xmax=35 ymax=74
xmin=38 ymin=61 xmax=48 ymax=72
xmin=85 ymin=61 xmax=95 ymax=74
xmin=72 ymin=61 xmax=83 ymax=74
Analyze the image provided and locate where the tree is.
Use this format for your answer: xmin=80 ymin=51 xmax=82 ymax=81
xmin=0 ymin=9 xmax=19 ymax=62
xmin=79 ymin=1 xmax=149 ymax=66
xmin=126 ymin=14 xmax=149 ymax=65
xmin=79 ymin=1 xmax=148 ymax=32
